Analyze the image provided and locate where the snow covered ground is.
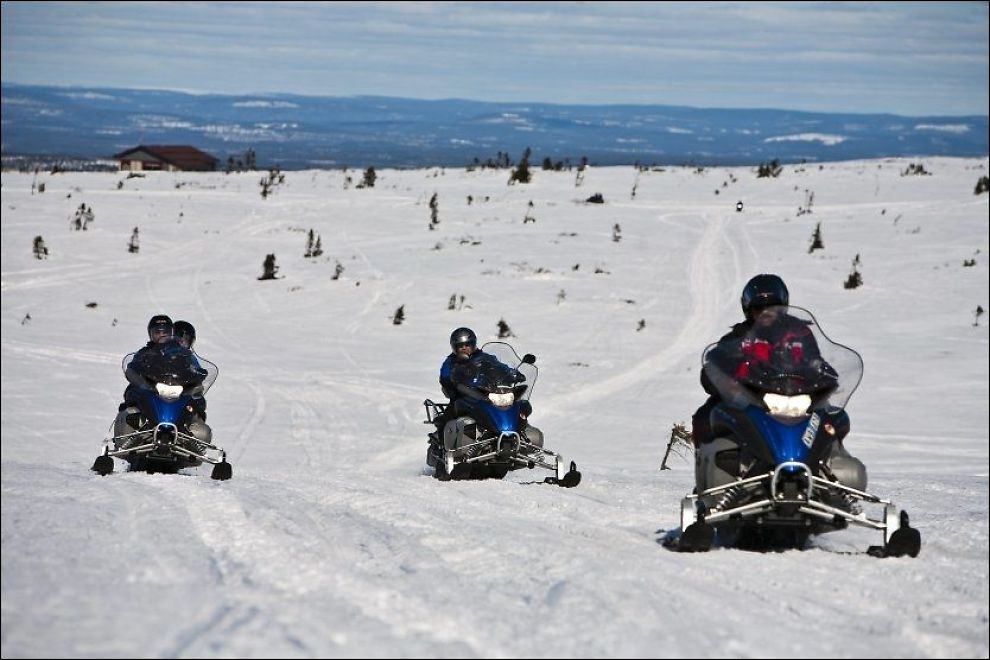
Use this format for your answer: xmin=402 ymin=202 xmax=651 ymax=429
xmin=2 ymin=158 xmax=988 ymax=658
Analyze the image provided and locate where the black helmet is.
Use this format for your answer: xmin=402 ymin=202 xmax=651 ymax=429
xmin=147 ymin=314 xmax=173 ymax=341
xmin=449 ymin=327 xmax=477 ymax=349
xmin=741 ymin=274 xmax=789 ymax=316
xmin=174 ymin=320 xmax=196 ymax=347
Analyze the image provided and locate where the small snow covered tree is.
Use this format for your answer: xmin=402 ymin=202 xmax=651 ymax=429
xmin=575 ymin=156 xmax=588 ymax=187
xmin=523 ymin=200 xmax=536 ymax=224
xmin=358 ymin=166 xmax=377 ymax=188
xmin=901 ymin=163 xmax=930 ymax=176
xmin=975 ymin=176 xmax=989 ymax=195
xmin=71 ymin=204 xmax=94 ymax=230
xmin=429 ymin=192 xmax=439 ymax=230
xmin=259 ymin=253 xmax=280 ymax=280
xmin=305 ymin=229 xmax=323 ymax=258
xmin=508 ymin=148 xmax=532 ymax=185
xmin=497 ymin=319 xmax=514 ymax=338
xmin=260 ymin=167 xmax=285 ymax=199
xmin=305 ymin=229 xmax=316 ymax=257
xmin=32 ymin=236 xmax=49 ymax=259
xmin=128 ymin=227 xmax=140 ymax=254
xmin=808 ymin=222 xmax=824 ymax=253
xmin=843 ymin=254 xmax=863 ymax=289
xmin=757 ymin=159 xmax=782 ymax=178
xmin=797 ymin=189 xmax=815 ymax=216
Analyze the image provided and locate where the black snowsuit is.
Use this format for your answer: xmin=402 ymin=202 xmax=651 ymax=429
xmin=434 ymin=350 xmax=492 ymax=432
xmin=692 ymin=313 xmax=824 ymax=444
xmin=692 ymin=321 xmax=751 ymax=445
xmin=120 ymin=340 xmax=208 ymax=419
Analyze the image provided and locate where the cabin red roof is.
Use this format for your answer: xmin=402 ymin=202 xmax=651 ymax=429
xmin=113 ymin=145 xmax=218 ymax=170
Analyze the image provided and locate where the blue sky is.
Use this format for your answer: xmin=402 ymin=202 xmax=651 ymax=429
xmin=2 ymin=1 xmax=987 ymax=116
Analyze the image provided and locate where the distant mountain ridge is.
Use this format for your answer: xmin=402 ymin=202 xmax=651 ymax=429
xmin=2 ymin=82 xmax=987 ymax=169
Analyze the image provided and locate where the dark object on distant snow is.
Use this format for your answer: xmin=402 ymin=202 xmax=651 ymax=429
xmin=808 ymin=222 xmax=824 ymax=253
xmin=901 ymin=162 xmax=930 ymax=176
xmin=259 ymin=253 xmax=279 ymax=280
xmin=113 ymin=145 xmax=218 ymax=172
xmin=844 ymin=266 xmax=863 ymax=290
xmin=86 ymin=302 xmax=98 ymax=308
xmin=585 ymin=193 xmax=604 ymax=204
xmin=33 ymin=235 xmax=49 ymax=259
xmin=736 ymin=201 xmax=744 ymax=212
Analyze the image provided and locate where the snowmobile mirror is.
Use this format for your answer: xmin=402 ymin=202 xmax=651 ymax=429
xmin=522 ymin=353 xmax=536 ymax=364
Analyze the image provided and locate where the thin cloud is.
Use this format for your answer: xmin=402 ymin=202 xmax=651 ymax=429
xmin=2 ymin=1 xmax=986 ymax=115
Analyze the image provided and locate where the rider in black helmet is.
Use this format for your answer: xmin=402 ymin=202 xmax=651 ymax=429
xmin=441 ymin=327 xmax=478 ymax=395
xmin=691 ymin=275 xmax=793 ymax=446
xmin=172 ymin=320 xmax=209 ymax=429
xmin=432 ymin=327 xmax=489 ymax=436
xmin=740 ymin=273 xmax=789 ymax=320
xmin=173 ymin=320 xmax=196 ymax=349
xmin=115 ymin=314 xmax=174 ymax=438
xmin=123 ymin=314 xmax=174 ymax=393
xmin=690 ymin=274 xmax=867 ymax=503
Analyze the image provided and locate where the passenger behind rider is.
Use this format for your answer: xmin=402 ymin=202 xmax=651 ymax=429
xmin=173 ymin=320 xmax=211 ymax=443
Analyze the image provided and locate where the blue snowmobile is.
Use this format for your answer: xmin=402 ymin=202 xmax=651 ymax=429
xmin=92 ymin=342 xmax=231 ymax=480
xmin=424 ymin=342 xmax=580 ymax=487
xmin=674 ymin=305 xmax=920 ymax=557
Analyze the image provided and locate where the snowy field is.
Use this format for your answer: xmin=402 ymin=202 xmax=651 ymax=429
xmin=2 ymin=158 xmax=988 ymax=658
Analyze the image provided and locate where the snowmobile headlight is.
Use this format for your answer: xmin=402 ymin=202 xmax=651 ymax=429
xmin=155 ymin=382 xmax=184 ymax=401
xmin=488 ymin=392 xmax=514 ymax=409
xmin=763 ymin=393 xmax=811 ymax=418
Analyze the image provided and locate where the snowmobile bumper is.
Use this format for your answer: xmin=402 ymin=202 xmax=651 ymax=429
xmin=95 ymin=423 xmax=229 ymax=476
xmin=674 ymin=463 xmax=920 ymax=556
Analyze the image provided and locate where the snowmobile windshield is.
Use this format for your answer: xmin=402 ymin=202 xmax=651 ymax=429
xmin=702 ymin=305 xmax=863 ymax=412
xmin=456 ymin=342 xmax=537 ymax=400
xmin=122 ymin=341 xmax=219 ymax=393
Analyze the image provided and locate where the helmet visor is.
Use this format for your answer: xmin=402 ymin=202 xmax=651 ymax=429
xmin=149 ymin=322 xmax=173 ymax=342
